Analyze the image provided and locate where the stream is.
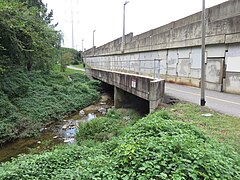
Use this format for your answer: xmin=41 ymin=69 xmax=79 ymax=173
xmin=0 ymin=93 xmax=113 ymax=163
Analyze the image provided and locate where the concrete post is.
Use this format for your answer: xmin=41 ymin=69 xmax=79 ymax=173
xmin=149 ymin=79 xmax=165 ymax=112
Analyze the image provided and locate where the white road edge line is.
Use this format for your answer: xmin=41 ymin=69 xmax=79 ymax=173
xmin=166 ymin=87 xmax=240 ymax=106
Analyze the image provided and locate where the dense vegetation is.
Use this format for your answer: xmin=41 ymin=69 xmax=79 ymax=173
xmin=0 ymin=0 xmax=88 ymax=145
xmin=0 ymin=108 xmax=239 ymax=179
xmin=0 ymin=0 xmax=61 ymax=73
xmin=0 ymin=70 xmax=100 ymax=145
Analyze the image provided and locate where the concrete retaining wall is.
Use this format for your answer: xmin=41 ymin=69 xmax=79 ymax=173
xmin=84 ymin=0 xmax=240 ymax=94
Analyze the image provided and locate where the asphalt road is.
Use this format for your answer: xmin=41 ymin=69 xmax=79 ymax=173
xmin=165 ymin=83 xmax=240 ymax=118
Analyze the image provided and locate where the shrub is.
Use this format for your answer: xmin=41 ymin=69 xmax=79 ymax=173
xmin=77 ymin=109 xmax=139 ymax=143
xmin=110 ymin=112 xmax=240 ymax=179
xmin=77 ymin=117 xmax=121 ymax=142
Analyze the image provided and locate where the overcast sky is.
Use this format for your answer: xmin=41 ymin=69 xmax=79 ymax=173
xmin=42 ymin=0 xmax=227 ymax=51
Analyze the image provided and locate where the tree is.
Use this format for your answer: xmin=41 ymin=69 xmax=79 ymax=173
xmin=0 ymin=0 xmax=61 ymax=72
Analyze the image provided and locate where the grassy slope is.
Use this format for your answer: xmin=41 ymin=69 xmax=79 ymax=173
xmin=0 ymin=106 xmax=239 ymax=179
xmin=0 ymin=69 xmax=100 ymax=145
xmin=168 ymin=103 xmax=240 ymax=153
xmin=53 ymin=64 xmax=84 ymax=74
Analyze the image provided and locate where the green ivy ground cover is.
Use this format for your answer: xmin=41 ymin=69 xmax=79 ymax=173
xmin=1 ymin=108 xmax=239 ymax=179
xmin=0 ymin=69 xmax=100 ymax=145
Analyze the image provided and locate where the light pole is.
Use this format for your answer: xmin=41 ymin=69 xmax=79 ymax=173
xmin=93 ymin=30 xmax=96 ymax=48
xmin=71 ymin=10 xmax=74 ymax=49
xmin=200 ymin=0 xmax=206 ymax=110
xmin=93 ymin=30 xmax=96 ymax=55
xmin=82 ymin=39 xmax=84 ymax=52
xmin=122 ymin=1 xmax=129 ymax=53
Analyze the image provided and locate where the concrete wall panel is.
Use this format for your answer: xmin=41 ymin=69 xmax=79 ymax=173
xmin=226 ymin=57 xmax=240 ymax=72
xmin=177 ymin=58 xmax=190 ymax=77
xmin=178 ymin=48 xmax=191 ymax=58
xmin=190 ymin=69 xmax=201 ymax=79
xmin=206 ymin=45 xmax=226 ymax=57
xmin=160 ymin=60 xmax=167 ymax=75
xmin=225 ymin=72 xmax=240 ymax=94
xmin=190 ymin=47 xmax=201 ymax=69
xmin=226 ymin=43 xmax=240 ymax=72
xmin=157 ymin=50 xmax=168 ymax=60
xmin=167 ymin=49 xmax=178 ymax=76
xmin=206 ymin=59 xmax=223 ymax=83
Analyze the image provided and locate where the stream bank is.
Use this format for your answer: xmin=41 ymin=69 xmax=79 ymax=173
xmin=0 ymin=93 xmax=113 ymax=162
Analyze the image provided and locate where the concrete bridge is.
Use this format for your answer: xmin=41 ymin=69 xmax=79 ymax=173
xmin=86 ymin=68 xmax=164 ymax=112
xmin=84 ymin=0 xmax=240 ymax=111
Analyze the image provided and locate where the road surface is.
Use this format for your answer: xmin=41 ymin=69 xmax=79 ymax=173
xmin=66 ymin=66 xmax=85 ymax=72
xmin=165 ymin=83 xmax=240 ymax=118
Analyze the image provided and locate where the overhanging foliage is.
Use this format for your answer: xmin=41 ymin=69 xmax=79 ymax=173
xmin=0 ymin=0 xmax=61 ymax=72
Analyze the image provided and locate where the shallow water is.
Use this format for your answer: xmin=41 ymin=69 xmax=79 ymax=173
xmin=0 ymin=93 xmax=113 ymax=163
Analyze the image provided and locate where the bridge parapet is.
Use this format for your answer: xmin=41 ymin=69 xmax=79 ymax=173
xmin=87 ymin=68 xmax=165 ymax=112
xmin=85 ymin=58 xmax=161 ymax=79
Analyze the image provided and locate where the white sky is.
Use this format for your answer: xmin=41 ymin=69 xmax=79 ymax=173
xmin=42 ymin=0 xmax=227 ymax=51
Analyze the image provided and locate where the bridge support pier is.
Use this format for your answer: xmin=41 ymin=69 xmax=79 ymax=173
xmin=114 ymin=86 xmax=126 ymax=108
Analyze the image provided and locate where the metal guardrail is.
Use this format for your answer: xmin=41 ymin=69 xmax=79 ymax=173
xmin=84 ymin=58 xmax=162 ymax=79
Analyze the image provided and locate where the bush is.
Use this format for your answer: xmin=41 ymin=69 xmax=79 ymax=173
xmin=110 ymin=111 xmax=240 ymax=179
xmin=77 ymin=117 xmax=121 ymax=142
xmin=77 ymin=109 xmax=139 ymax=143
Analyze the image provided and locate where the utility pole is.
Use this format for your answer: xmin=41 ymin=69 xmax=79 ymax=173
xmin=93 ymin=30 xmax=96 ymax=55
xmin=64 ymin=0 xmax=79 ymax=49
xmin=200 ymin=0 xmax=206 ymax=111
